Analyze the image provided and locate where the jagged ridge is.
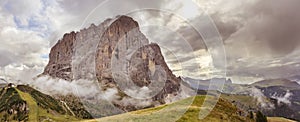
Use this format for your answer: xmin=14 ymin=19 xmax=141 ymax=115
xmin=42 ymin=15 xmax=182 ymax=111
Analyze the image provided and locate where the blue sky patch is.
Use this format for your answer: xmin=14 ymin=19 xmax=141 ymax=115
xmin=41 ymin=54 xmax=49 ymax=59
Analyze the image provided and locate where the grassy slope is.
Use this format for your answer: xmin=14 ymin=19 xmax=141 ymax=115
xmin=221 ymin=94 xmax=259 ymax=108
xmin=17 ymin=85 xmax=66 ymax=114
xmin=221 ymin=94 xmax=297 ymax=122
xmin=0 ymin=87 xmax=28 ymax=121
xmin=82 ymin=95 xmax=253 ymax=122
xmin=16 ymin=87 xmax=79 ymax=121
xmin=16 ymin=88 xmax=38 ymax=121
xmin=268 ymin=117 xmax=297 ymax=122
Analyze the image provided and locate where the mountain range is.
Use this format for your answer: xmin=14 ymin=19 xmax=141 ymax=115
xmin=183 ymin=77 xmax=300 ymax=121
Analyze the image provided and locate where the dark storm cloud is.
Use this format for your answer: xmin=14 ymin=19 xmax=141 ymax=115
xmin=216 ymin=0 xmax=300 ymax=83
xmin=176 ymin=0 xmax=300 ymax=58
xmin=254 ymin=0 xmax=300 ymax=55
xmin=176 ymin=25 xmax=207 ymax=51
xmin=160 ymin=0 xmax=300 ymax=82
xmin=222 ymin=0 xmax=300 ymax=56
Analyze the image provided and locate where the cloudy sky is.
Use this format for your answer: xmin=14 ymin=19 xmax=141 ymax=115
xmin=0 ymin=0 xmax=300 ymax=84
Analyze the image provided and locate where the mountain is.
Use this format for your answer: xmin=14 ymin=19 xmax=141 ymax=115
xmin=251 ymin=79 xmax=300 ymax=121
xmin=287 ymin=75 xmax=300 ymax=83
xmin=182 ymin=77 xmax=232 ymax=91
xmin=93 ymin=16 xmax=181 ymax=103
xmin=181 ymin=77 xmax=253 ymax=95
xmin=41 ymin=15 xmax=181 ymax=116
xmin=252 ymin=79 xmax=300 ymax=89
xmin=225 ymin=79 xmax=300 ymax=121
xmin=182 ymin=77 xmax=300 ymax=121
xmin=0 ymin=83 xmax=78 ymax=121
xmin=222 ymin=93 xmax=300 ymax=121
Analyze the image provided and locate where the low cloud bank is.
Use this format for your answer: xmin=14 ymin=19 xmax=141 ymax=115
xmin=250 ymin=87 xmax=274 ymax=109
xmin=22 ymin=75 xmax=187 ymax=111
xmin=271 ymin=90 xmax=293 ymax=106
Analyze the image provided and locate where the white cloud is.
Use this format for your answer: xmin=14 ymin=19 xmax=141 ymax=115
xmin=188 ymin=0 xmax=300 ymax=83
xmin=271 ymin=90 xmax=293 ymax=106
xmin=4 ymin=0 xmax=43 ymax=26
xmin=250 ymin=87 xmax=274 ymax=109
xmin=0 ymin=0 xmax=104 ymax=81
xmin=1 ymin=0 xmax=300 ymax=85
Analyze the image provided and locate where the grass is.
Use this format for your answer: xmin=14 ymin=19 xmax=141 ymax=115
xmin=0 ymin=87 xmax=28 ymax=121
xmin=82 ymin=95 xmax=253 ymax=122
xmin=56 ymin=94 xmax=93 ymax=119
xmin=221 ymin=94 xmax=258 ymax=108
xmin=16 ymin=87 xmax=79 ymax=121
xmin=267 ymin=117 xmax=296 ymax=122
xmin=17 ymin=85 xmax=66 ymax=114
xmin=2 ymin=86 xmax=295 ymax=122
xmin=16 ymin=88 xmax=38 ymax=121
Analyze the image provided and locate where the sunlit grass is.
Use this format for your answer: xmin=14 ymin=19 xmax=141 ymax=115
xmin=82 ymin=95 xmax=254 ymax=122
xmin=16 ymin=88 xmax=79 ymax=121
xmin=16 ymin=88 xmax=38 ymax=121
xmin=267 ymin=117 xmax=296 ymax=122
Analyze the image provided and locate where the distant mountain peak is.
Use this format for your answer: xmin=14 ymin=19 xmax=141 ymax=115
xmin=252 ymin=78 xmax=300 ymax=88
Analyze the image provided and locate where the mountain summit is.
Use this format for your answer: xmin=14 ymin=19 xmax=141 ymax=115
xmin=42 ymin=15 xmax=181 ymax=111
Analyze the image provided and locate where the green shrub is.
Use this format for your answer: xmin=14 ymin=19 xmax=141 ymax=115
xmin=249 ymin=111 xmax=254 ymax=119
xmin=256 ymin=111 xmax=267 ymax=122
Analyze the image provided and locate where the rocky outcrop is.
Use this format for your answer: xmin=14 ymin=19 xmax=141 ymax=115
xmin=42 ymin=32 xmax=75 ymax=80
xmin=42 ymin=15 xmax=181 ymax=107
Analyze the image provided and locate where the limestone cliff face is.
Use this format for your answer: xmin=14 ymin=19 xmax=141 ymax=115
xmin=42 ymin=32 xmax=75 ymax=80
xmin=42 ymin=15 xmax=181 ymax=105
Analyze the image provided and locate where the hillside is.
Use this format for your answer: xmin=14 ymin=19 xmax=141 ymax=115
xmin=1 ymin=84 xmax=295 ymax=121
xmin=0 ymin=84 xmax=78 ymax=121
xmin=82 ymin=95 xmax=254 ymax=122
xmin=221 ymin=93 xmax=300 ymax=121
xmin=268 ymin=117 xmax=296 ymax=122
xmin=82 ymin=95 xmax=296 ymax=122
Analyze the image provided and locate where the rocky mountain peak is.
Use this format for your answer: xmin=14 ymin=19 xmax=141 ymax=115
xmin=42 ymin=15 xmax=181 ymax=108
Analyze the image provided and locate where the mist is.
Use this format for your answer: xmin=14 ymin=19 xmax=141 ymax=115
xmin=22 ymin=75 xmax=178 ymax=114
xmin=250 ymin=87 xmax=274 ymax=109
xmin=271 ymin=90 xmax=293 ymax=106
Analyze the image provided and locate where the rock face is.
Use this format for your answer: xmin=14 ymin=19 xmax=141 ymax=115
xmin=42 ymin=32 xmax=76 ymax=80
xmin=42 ymin=16 xmax=181 ymax=105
